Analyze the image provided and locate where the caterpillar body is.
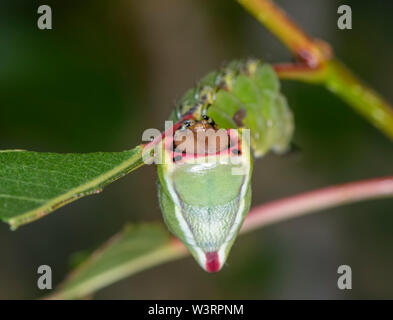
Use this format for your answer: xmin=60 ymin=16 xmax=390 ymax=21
xmin=157 ymin=60 xmax=294 ymax=272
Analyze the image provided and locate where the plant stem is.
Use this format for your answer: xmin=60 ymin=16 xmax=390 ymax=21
xmin=238 ymin=0 xmax=393 ymax=141
xmin=324 ymin=61 xmax=393 ymax=140
xmin=242 ymin=176 xmax=393 ymax=233
xmin=273 ymin=63 xmax=326 ymax=83
xmin=237 ymin=0 xmax=327 ymax=67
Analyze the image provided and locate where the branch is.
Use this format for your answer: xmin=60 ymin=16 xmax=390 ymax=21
xmin=237 ymin=0 xmax=328 ymax=67
xmin=238 ymin=0 xmax=393 ymax=141
xmin=272 ymin=63 xmax=326 ymax=83
xmin=242 ymin=176 xmax=393 ymax=233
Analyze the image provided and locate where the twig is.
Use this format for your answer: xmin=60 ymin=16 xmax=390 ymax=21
xmin=238 ymin=0 xmax=393 ymax=141
xmin=242 ymin=176 xmax=393 ymax=233
xmin=237 ymin=0 xmax=328 ymax=67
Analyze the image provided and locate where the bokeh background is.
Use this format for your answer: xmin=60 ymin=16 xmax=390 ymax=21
xmin=0 ymin=0 xmax=392 ymax=299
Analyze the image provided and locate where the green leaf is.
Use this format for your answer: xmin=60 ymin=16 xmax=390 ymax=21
xmin=0 ymin=146 xmax=146 ymax=229
xmin=48 ymin=223 xmax=187 ymax=300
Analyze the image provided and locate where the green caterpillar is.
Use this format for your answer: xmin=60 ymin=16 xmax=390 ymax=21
xmin=157 ymin=59 xmax=294 ymax=272
xmin=170 ymin=59 xmax=294 ymax=157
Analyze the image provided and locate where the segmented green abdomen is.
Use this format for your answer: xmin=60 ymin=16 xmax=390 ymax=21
xmin=170 ymin=60 xmax=294 ymax=157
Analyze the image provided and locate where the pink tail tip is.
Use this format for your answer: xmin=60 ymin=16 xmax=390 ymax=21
xmin=205 ymin=252 xmax=220 ymax=273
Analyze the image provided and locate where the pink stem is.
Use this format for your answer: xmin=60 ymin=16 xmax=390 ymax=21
xmin=272 ymin=62 xmax=326 ymax=82
xmin=273 ymin=63 xmax=316 ymax=73
xmin=241 ymin=176 xmax=393 ymax=234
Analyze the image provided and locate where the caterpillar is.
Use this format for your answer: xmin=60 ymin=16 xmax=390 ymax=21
xmin=157 ymin=59 xmax=294 ymax=272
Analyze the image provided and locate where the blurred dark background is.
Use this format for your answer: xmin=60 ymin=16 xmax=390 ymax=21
xmin=0 ymin=0 xmax=392 ymax=299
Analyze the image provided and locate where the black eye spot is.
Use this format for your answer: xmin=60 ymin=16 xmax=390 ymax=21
xmin=202 ymin=114 xmax=209 ymax=120
xmin=173 ymin=155 xmax=183 ymax=162
xmin=231 ymin=149 xmax=241 ymax=155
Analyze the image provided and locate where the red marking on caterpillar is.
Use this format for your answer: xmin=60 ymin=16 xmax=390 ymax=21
xmin=205 ymin=252 xmax=220 ymax=273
